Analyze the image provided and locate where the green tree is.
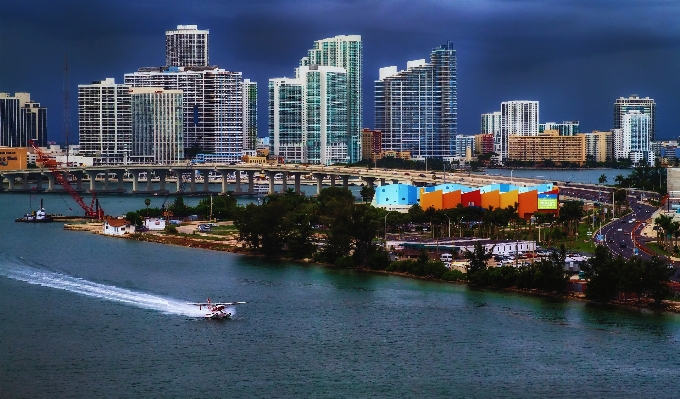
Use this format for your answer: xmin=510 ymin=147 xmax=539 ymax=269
xmin=465 ymin=241 xmax=493 ymax=285
xmin=598 ymin=174 xmax=607 ymax=185
xmin=125 ymin=211 xmax=142 ymax=227
xmin=360 ymin=185 xmax=376 ymax=202
xmin=144 ymin=197 xmax=151 ymax=209
xmin=580 ymin=245 xmax=623 ymax=302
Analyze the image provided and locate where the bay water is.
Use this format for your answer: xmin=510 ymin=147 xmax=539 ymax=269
xmin=0 ymin=192 xmax=678 ymax=398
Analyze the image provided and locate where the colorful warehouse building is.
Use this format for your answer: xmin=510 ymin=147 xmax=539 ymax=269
xmin=373 ymin=182 xmax=559 ymax=219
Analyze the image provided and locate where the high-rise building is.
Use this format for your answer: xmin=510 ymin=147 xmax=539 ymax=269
xmin=622 ymin=110 xmax=652 ymax=166
xmin=499 ymin=100 xmax=539 ymax=162
xmin=78 ymin=78 xmax=131 ymax=165
xmin=539 ymin=121 xmax=579 ymax=136
xmin=125 ymin=66 xmax=250 ymax=163
xmin=269 ymin=65 xmax=348 ymax=165
xmin=361 ymin=128 xmax=382 ymax=161
xmin=126 ymin=25 xmax=255 ymax=163
xmin=614 ymin=95 xmax=656 ymax=141
xmin=375 ymin=42 xmax=457 ymax=159
xmin=300 ymin=35 xmax=362 ymax=163
xmin=129 ymin=87 xmax=183 ymax=164
xmin=0 ymin=92 xmax=47 ymax=148
xmin=242 ymin=79 xmax=257 ymax=152
xmin=165 ymin=25 xmax=209 ymax=67
xmin=581 ymin=131 xmax=613 ymax=163
xmin=611 ymin=128 xmax=625 ymax=161
xmin=481 ymin=111 xmax=501 ymax=157
xmin=474 ymin=133 xmax=494 ymax=156
xmin=454 ymin=135 xmax=475 ymax=159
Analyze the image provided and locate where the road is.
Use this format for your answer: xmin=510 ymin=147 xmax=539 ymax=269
xmin=595 ymin=198 xmax=657 ymax=260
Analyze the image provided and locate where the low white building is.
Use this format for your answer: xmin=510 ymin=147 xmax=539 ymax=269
xmin=144 ymin=217 xmax=166 ymax=231
xmin=103 ymin=218 xmax=136 ymax=236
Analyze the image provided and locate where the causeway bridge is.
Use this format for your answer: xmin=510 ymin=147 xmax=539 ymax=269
xmin=0 ymin=164 xmax=458 ymax=195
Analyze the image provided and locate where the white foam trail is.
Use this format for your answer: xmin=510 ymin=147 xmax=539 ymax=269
xmin=0 ymin=259 xmax=205 ymax=317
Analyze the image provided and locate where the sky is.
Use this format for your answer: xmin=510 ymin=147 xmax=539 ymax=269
xmin=2 ymin=0 xmax=680 ymax=143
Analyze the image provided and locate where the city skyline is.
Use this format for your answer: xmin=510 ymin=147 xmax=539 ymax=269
xmin=2 ymin=0 xmax=680 ymax=144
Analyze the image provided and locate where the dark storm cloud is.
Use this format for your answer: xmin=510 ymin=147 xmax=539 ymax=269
xmin=2 ymin=0 xmax=680 ymax=141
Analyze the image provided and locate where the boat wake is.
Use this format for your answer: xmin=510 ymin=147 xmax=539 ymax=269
xmin=0 ymin=256 xmax=207 ymax=317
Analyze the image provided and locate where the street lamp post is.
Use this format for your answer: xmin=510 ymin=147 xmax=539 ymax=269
xmin=384 ymin=211 xmax=393 ymax=249
xmin=612 ymin=187 xmax=626 ymax=218
xmin=459 ymin=217 xmax=464 ymax=237
xmin=444 ymin=214 xmax=451 ymax=238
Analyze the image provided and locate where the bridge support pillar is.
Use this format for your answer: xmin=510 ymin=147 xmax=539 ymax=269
xmin=265 ymin=171 xmax=277 ymax=195
xmin=235 ymin=170 xmax=242 ymax=193
xmin=246 ymin=171 xmax=255 ymax=194
xmin=362 ymin=176 xmax=376 ymax=189
xmin=342 ymin=175 xmax=349 ymax=190
xmin=281 ymin=173 xmax=288 ymax=193
xmin=216 ymin=169 xmax=232 ymax=194
xmin=330 ymin=174 xmax=336 ymax=187
xmin=313 ymin=173 xmax=325 ymax=195
xmin=85 ymin=171 xmax=98 ymax=192
xmin=44 ymin=172 xmax=55 ymax=191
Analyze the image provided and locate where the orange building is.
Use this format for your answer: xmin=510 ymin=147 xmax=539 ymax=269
xmin=442 ymin=190 xmax=461 ymax=209
xmin=480 ymin=190 xmax=500 ymax=210
xmin=0 ymin=147 xmax=28 ymax=170
xmin=517 ymin=190 xmax=538 ymax=219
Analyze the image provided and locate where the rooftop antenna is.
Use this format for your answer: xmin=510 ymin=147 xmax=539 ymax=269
xmin=63 ymin=53 xmax=69 ymax=166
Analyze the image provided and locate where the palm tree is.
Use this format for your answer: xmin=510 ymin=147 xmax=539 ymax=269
xmin=598 ymin=174 xmax=607 ymax=185
xmin=614 ymin=174 xmax=625 ymax=186
xmin=654 ymin=214 xmax=674 ymax=251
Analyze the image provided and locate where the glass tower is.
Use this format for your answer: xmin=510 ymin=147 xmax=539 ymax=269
xmin=375 ymin=42 xmax=457 ymax=159
xmin=300 ymin=35 xmax=362 ymax=163
xmin=269 ymin=66 xmax=348 ymax=165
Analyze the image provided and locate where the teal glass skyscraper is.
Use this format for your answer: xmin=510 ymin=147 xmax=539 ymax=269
xmin=269 ymin=65 xmax=348 ymax=165
xmin=375 ymin=42 xmax=457 ymax=159
xmin=300 ymin=35 xmax=362 ymax=163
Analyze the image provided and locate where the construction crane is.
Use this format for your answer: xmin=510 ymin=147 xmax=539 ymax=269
xmin=28 ymin=139 xmax=104 ymax=219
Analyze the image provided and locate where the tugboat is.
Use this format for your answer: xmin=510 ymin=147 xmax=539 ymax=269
xmin=15 ymin=199 xmax=54 ymax=223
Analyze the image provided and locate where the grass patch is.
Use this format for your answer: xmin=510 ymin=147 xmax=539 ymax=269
xmin=646 ymin=242 xmax=672 ymax=257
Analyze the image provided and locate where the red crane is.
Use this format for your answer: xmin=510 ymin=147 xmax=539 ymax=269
xmin=28 ymin=139 xmax=104 ymax=219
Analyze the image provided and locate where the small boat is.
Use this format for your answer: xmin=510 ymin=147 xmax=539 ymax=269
xmin=15 ymin=199 xmax=54 ymax=223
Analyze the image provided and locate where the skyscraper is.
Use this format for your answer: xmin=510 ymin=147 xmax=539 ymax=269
xmin=375 ymin=42 xmax=457 ymax=159
xmin=165 ymin=25 xmax=209 ymax=67
xmin=481 ymin=111 xmax=501 ymax=157
xmin=622 ymin=110 xmax=652 ymax=166
xmin=78 ymin=78 xmax=131 ymax=165
xmin=614 ymin=95 xmax=656 ymax=141
xmin=300 ymin=35 xmax=362 ymax=163
xmin=498 ymin=100 xmax=539 ymax=162
xmin=125 ymin=25 xmax=256 ymax=163
xmin=125 ymin=67 xmax=247 ymax=162
xmin=0 ymin=92 xmax=47 ymax=147
xmin=130 ymin=87 xmax=183 ymax=164
xmin=269 ymin=65 xmax=348 ymax=165
xmin=242 ymin=79 xmax=258 ymax=152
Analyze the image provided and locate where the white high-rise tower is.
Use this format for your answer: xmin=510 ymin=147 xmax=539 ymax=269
xmin=499 ymin=100 xmax=539 ymax=162
xmin=165 ymin=25 xmax=209 ymax=67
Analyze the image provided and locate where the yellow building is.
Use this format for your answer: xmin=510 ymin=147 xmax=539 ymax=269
xmin=0 ymin=147 xmax=28 ymax=170
xmin=508 ymin=130 xmax=585 ymax=164
xmin=581 ymin=130 xmax=613 ymax=162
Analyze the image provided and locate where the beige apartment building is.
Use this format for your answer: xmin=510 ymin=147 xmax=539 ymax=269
xmin=582 ymin=130 xmax=613 ymax=162
xmin=508 ymin=130 xmax=586 ymax=164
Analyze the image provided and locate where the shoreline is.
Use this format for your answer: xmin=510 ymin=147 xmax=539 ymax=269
xmin=64 ymin=221 xmax=680 ymax=315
